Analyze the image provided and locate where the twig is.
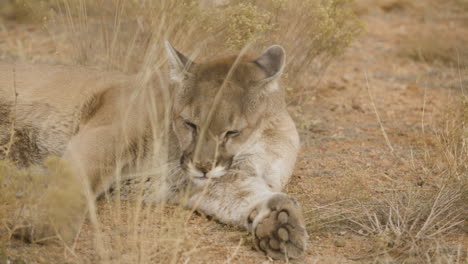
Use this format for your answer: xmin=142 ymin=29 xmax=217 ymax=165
xmin=365 ymin=71 xmax=394 ymax=153
xmin=3 ymin=63 xmax=18 ymax=159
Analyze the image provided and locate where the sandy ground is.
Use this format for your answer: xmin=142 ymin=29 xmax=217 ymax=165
xmin=1 ymin=2 xmax=467 ymax=264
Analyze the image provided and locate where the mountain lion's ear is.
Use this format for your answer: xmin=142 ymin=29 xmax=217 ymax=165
xmin=254 ymin=45 xmax=286 ymax=82
xmin=165 ymin=41 xmax=194 ymax=83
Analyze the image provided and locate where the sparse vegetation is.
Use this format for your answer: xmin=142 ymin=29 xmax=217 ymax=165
xmin=360 ymin=0 xmax=468 ymax=68
xmin=400 ymin=27 xmax=468 ymax=68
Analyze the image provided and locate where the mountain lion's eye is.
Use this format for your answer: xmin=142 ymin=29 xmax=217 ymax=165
xmin=225 ymin=130 xmax=240 ymax=138
xmin=184 ymin=120 xmax=197 ymax=130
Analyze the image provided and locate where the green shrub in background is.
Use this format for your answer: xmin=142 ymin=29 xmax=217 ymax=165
xmin=199 ymin=0 xmax=362 ymax=100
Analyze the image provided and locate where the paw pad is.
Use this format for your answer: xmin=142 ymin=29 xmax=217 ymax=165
xmin=251 ymin=194 xmax=308 ymax=260
xmin=277 ymin=211 xmax=288 ymax=224
xmin=277 ymin=227 xmax=289 ymax=241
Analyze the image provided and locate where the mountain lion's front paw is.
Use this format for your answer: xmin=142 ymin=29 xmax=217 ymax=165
xmin=249 ymin=193 xmax=308 ymax=260
xmin=10 ymin=206 xmax=81 ymax=244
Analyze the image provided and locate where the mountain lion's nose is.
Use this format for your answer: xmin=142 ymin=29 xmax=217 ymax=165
xmin=195 ymin=162 xmax=212 ymax=174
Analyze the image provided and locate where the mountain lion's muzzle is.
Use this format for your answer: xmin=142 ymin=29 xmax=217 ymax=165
xmin=180 ymin=134 xmax=234 ymax=180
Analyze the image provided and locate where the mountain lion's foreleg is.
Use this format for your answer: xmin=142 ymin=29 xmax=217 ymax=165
xmin=11 ymin=124 xmax=131 ymax=243
xmin=63 ymin=125 xmax=127 ymax=195
xmin=184 ymin=175 xmax=308 ymax=260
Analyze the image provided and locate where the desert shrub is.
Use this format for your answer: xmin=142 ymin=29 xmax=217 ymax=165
xmin=204 ymin=2 xmax=274 ymax=50
xmin=0 ymin=157 xmax=86 ymax=243
xmin=347 ymin=186 xmax=465 ymax=263
xmin=205 ymin=0 xmax=363 ymax=102
xmin=263 ymin=0 xmax=362 ymax=103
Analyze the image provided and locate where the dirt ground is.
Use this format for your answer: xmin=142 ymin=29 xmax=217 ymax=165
xmin=1 ymin=2 xmax=467 ymax=264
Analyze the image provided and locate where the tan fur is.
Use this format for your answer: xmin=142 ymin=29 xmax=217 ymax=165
xmin=0 ymin=44 xmax=308 ymax=259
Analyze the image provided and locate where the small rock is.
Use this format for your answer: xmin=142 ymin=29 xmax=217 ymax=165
xmin=352 ymin=103 xmax=364 ymax=112
xmin=334 ymin=239 xmax=346 ymax=247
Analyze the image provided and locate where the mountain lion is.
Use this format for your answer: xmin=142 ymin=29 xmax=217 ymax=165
xmin=0 ymin=42 xmax=308 ymax=259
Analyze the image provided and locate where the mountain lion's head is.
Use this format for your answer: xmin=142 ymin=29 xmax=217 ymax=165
xmin=165 ymin=42 xmax=286 ymax=183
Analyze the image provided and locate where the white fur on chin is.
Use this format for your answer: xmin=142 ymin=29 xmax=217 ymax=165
xmin=187 ymin=162 xmax=227 ymax=180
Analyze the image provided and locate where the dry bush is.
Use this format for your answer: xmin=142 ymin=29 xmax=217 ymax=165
xmin=0 ymin=157 xmax=86 ymax=244
xmin=346 ymin=186 xmax=466 ymax=263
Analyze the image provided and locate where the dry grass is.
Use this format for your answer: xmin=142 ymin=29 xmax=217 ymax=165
xmin=437 ymin=96 xmax=468 ymax=182
xmin=346 ymin=186 xmax=466 ymax=263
